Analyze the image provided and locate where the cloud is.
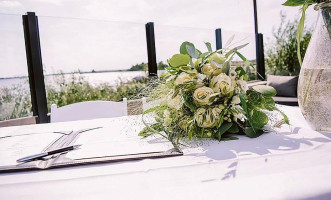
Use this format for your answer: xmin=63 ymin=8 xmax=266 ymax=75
xmin=0 ymin=0 xmax=22 ymax=7
xmin=29 ymin=0 xmax=65 ymax=6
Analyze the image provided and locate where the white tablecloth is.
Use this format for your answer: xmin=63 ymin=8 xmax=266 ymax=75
xmin=0 ymin=106 xmax=331 ymax=200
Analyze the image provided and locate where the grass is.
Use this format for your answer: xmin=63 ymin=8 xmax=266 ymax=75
xmin=0 ymin=73 xmax=148 ymax=121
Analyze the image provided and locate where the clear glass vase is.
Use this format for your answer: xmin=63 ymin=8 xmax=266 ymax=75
xmin=298 ymin=3 xmax=331 ymax=132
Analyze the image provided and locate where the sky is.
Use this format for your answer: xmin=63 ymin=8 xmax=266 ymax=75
xmin=0 ymin=0 xmax=318 ymax=78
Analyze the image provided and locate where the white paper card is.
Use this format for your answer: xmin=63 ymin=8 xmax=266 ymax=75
xmin=66 ymin=128 xmax=172 ymax=160
xmin=0 ymin=133 xmax=62 ymax=166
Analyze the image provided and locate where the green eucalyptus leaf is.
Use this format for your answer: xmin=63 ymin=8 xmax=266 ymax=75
xmin=204 ymin=42 xmax=212 ymax=52
xmin=252 ymin=85 xmax=277 ymax=97
xmin=180 ymin=41 xmax=195 ymax=55
xmin=186 ymin=45 xmax=197 ymax=58
xmin=168 ymin=54 xmax=190 ymax=67
xmin=282 ymin=0 xmax=314 ymax=6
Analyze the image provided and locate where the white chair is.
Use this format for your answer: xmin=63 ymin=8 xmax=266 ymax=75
xmin=50 ymin=99 xmax=127 ymax=123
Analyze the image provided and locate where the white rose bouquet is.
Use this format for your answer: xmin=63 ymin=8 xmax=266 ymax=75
xmin=140 ymin=39 xmax=289 ymax=149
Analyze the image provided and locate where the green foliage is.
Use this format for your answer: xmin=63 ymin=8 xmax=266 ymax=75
xmin=0 ymin=84 xmax=32 ymax=121
xmin=282 ymin=0 xmax=329 ymax=65
xmin=217 ymin=122 xmax=233 ymax=141
xmin=157 ymin=61 xmax=169 ymax=70
xmin=252 ymin=85 xmax=277 ymax=97
xmin=167 ymin=54 xmax=190 ymax=67
xmin=128 ymin=62 xmax=148 ymax=71
xmin=266 ymin=14 xmax=312 ymax=75
xmin=250 ymin=110 xmax=269 ymax=129
xmin=0 ymin=74 xmax=148 ymax=121
xmin=141 ymin=40 xmax=290 ymax=148
xmin=282 ymin=0 xmax=316 ymax=6
xmin=46 ymin=74 xmax=147 ymax=110
xmin=180 ymin=41 xmax=202 ymax=58
xmin=240 ymin=89 xmax=289 ymax=137
xmin=128 ymin=61 xmax=168 ymax=71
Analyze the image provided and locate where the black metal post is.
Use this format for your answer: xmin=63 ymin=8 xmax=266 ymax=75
xmin=253 ymin=0 xmax=265 ymax=80
xmin=215 ymin=28 xmax=222 ymax=50
xmin=23 ymin=12 xmax=49 ymax=123
xmin=145 ymin=22 xmax=157 ymax=77
xmin=256 ymin=33 xmax=266 ymax=80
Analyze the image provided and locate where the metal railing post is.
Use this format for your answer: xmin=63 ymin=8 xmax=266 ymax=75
xmin=22 ymin=12 xmax=49 ymax=123
xmin=255 ymin=33 xmax=266 ymax=80
xmin=215 ymin=28 xmax=222 ymax=50
xmin=145 ymin=22 xmax=157 ymax=77
xmin=253 ymin=0 xmax=266 ymax=80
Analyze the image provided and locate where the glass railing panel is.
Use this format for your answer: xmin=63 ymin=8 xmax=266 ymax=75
xmin=155 ymin=24 xmax=215 ymax=64
xmin=37 ymin=16 xmax=148 ymax=109
xmin=0 ymin=14 xmax=32 ymax=121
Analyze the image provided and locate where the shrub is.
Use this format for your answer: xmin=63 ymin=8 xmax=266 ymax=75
xmin=265 ymin=13 xmax=312 ymax=76
xmin=0 ymin=74 xmax=147 ymax=121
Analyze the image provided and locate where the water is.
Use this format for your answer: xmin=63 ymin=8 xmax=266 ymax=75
xmin=0 ymin=71 xmax=148 ymax=88
xmin=298 ymin=69 xmax=331 ymax=131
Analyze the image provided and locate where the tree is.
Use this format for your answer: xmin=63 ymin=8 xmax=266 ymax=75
xmin=157 ymin=61 xmax=168 ymax=70
xmin=128 ymin=61 xmax=169 ymax=71
xmin=266 ymin=13 xmax=312 ymax=76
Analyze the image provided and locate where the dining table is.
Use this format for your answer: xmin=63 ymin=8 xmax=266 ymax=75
xmin=0 ymin=105 xmax=331 ymax=200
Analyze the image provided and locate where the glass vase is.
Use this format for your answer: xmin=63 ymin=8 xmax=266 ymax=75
xmin=298 ymin=2 xmax=331 ymax=132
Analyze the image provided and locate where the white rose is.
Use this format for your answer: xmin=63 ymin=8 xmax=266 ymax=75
xmin=201 ymin=63 xmax=217 ymax=76
xmin=175 ymin=73 xmax=193 ymax=85
xmin=210 ymin=73 xmax=232 ymax=94
xmin=194 ymin=107 xmax=220 ymax=128
xmin=229 ymin=69 xmax=237 ymax=79
xmin=193 ymin=87 xmax=214 ymax=106
xmin=211 ymin=107 xmax=221 ymax=120
xmin=231 ymin=95 xmax=241 ymax=105
xmin=167 ymin=90 xmax=183 ymax=110
xmin=237 ymin=80 xmax=248 ymax=93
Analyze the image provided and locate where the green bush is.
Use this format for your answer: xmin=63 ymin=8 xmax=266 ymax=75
xmin=266 ymin=13 xmax=312 ymax=76
xmin=0 ymin=84 xmax=31 ymax=120
xmin=0 ymin=74 xmax=147 ymax=121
